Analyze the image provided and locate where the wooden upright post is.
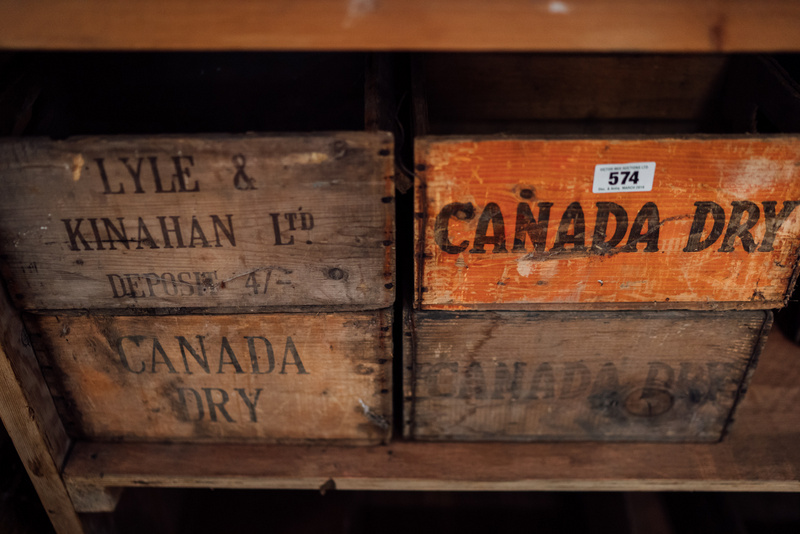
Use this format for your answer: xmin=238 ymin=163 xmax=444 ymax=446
xmin=0 ymin=285 xmax=84 ymax=533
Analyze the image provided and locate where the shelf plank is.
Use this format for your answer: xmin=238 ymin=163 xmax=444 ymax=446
xmin=1 ymin=0 xmax=800 ymax=52
xmin=63 ymin=325 xmax=800 ymax=501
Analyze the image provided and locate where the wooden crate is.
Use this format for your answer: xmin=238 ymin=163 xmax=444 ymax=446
xmin=0 ymin=53 xmax=395 ymax=312
xmin=0 ymin=53 xmax=398 ymax=438
xmin=0 ymin=54 xmax=400 ymax=531
xmin=25 ymin=310 xmax=392 ymax=444
xmin=404 ymin=310 xmax=771 ymax=442
xmin=413 ymin=54 xmax=800 ymax=310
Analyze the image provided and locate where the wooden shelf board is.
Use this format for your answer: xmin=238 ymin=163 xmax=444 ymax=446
xmin=63 ymin=324 xmax=800 ymax=494
xmin=1 ymin=1 xmax=800 ymax=52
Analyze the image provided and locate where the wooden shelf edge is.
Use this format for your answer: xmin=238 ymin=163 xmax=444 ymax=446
xmin=63 ymin=433 xmax=800 ymax=495
xmin=1 ymin=0 xmax=800 ymax=52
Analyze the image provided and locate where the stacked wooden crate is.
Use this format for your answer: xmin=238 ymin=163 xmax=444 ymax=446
xmin=405 ymin=54 xmax=800 ymax=441
xmin=0 ymin=53 xmax=395 ymax=446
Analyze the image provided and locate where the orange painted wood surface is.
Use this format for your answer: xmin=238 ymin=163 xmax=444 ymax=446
xmin=416 ymin=137 xmax=800 ymax=310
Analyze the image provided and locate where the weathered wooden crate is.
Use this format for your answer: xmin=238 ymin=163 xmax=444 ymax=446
xmin=404 ymin=310 xmax=771 ymax=442
xmin=26 ymin=310 xmax=392 ymax=443
xmin=413 ymin=54 xmax=800 ymax=310
xmin=0 ymin=54 xmax=395 ymax=312
xmin=0 ymin=53 xmax=396 ymax=449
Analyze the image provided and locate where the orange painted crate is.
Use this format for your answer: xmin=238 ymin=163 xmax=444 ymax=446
xmin=413 ymin=54 xmax=800 ymax=311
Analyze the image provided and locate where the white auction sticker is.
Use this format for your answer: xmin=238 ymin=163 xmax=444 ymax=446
xmin=592 ymin=162 xmax=656 ymax=193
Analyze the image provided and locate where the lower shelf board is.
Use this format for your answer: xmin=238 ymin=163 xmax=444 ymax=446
xmin=62 ymin=325 xmax=800 ymax=510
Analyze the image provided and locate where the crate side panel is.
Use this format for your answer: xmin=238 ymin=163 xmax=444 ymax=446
xmin=408 ymin=310 xmax=766 ymax=441
xmin=31 ymin=310 xmax=392 ymax=443
xmin=0 ymin=133 xmax=394 ymax=310
xmin=417 ymin=137 xmax=800 ymax=309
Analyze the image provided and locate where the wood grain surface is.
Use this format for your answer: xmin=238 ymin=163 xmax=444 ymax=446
xmin=416 ymin=137 xmax=800 ymax=310
xmin=0 ymin=285 xmax=83 ymax=533
xmin=0 ymin=133 xmax=394 ymax=311
xmin=0 ymin=1 xmax=799 ymax=52
xmin=404 ymin=310 xmax=769 ymax=442
xmin=421 ymin=54 xmax=729 ymax=134
xmin=28 ymin=310 xmax=392 ymax=443
xmin=61 ymin=324 xmax=800 ymax=496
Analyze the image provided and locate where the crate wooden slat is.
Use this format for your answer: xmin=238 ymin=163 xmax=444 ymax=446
xmin=403 ymin=310 xmax=769 ymax=442
xmin=1 ymin=1 xmax=800 ymax=52
xmin=25 ymin=310 xmax=392 ymax=444
xmin=0 ymin=133 xmax=394 ymax=311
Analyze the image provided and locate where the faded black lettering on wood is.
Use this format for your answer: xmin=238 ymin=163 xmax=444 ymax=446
xmin=27 ymin=311 xmax=392 ymax=443
xmin=0 ymin=133 xmax=394 ymax=310
xmin=404 ymin=310 xmax=769 ymax=442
